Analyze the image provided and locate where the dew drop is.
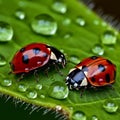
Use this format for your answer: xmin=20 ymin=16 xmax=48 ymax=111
xmin=55 ymin=105 xmax=62 ymax=111
xmin=26 ymin=90 xmax=37 ymax=99
xmin=64 ymin=33 xmax=72 ymax=39
xmin=91 ymin=115 xmax=99 ymax=120
xmin=72 ymin=111 xmax=87 ymax=120
xmin=35 ymin=84 xmax=42 ymax=90
xmin=0 ymin=21 xmax=13 ymax=42
xmin=93 ymin=20 xmax=100 ymax=25
xmin=40 ymin=94 xmax=45 ymax=99
xmin=0 ymin=55 xmax=6 ymax=66
xmin=31 ymin=14 xmax=57 ymax=35
xmin=92 ymin=44 xmax=104 ymax=55
xmin=15 ymin=9 xmax=26 ymax=20
xmin=62 ymin=18 xmax=71 ymax=25
xmin=101 ymin=30 xmax=117 ymax=45
xmin=18 ymin=84 xmax=27 ymax=92
xmin=103 ymin=100 xmax=118 ymax=113
xmin=48 ymin=81 xmax=69 ymax=100
xmin=51 ymin=0 xmax=67 ymax=14
xmin=76 ymin=16 xmax=86 ymax=26
xmin=1 ymin=79 xmax=12 ymax=87
xmin=69 ymin=55 xmax=80 ymax=64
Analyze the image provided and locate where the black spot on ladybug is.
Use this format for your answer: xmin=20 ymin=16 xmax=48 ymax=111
xmin=105 ymin=74 xmax=110 ymax=83
xmin=20 ymin=47 xmax=25 ymax=52
xmin=98 ymin=64 xmax=105 ymax=72
xmin=91 ymin=56 xmax=98 ymax=60
xmin=91 ymin=77 xmax=96 ymax=82
xmin=82 ymin=66 xmax=88 ymax=72
xmin=22 ymin=55 xmax=29 ymax=64
xmin=106 ymin=60 xmax=112 ymax=65
xmin=33 ymin=48 xmax=41 ymax=55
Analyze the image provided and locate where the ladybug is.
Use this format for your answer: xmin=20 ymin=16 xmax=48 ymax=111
xmin=10 ymin=43 xmax=66 ymax=80
xmin=66 ymin=56 xmax=116 ymax=90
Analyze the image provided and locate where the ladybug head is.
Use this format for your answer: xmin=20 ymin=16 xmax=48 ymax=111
xmin=49 ymin=46 xmax=66 ymax=68
xmin=66 ymin=68 xmax=88 ymax=90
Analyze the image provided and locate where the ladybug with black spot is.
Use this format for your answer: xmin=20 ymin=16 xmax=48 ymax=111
xmin=66 ymin=56 xmax=116 ymax=90
xmin=10 ymin=43 xmax=66 ymax=81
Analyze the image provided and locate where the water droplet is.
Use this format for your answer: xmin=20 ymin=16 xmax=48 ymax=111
xmin=92 ymin=44 xmax=104 ymax=55
xmin=69 ymin=55 xmax=80 ymax=64
xmin=91 ymin=115 xmax=99 ymax=120
xmin=101 ymin=30 xmax=117 ymax=45
xmin=18 ymin=84 xmax=27 ymax=92
xmin=76 ymin=16 xmax=86 ymax=26
xmin=35 ymin=84 xmax=42 ymax=90
xmin=55 ymin=105 xmax=62 ymax=111
xmin=72 ymin=111 xmax=87 ymax=120
xmin=0 ymin=21 xmax=13 ymax=42
xmin=26 ymin=90 xmax=37 ymax=99
xmin=48 ymin=81 xmax=69 ymax=100
xmin=1 ymin=79 xmax=12 ymax=87
xmin=40 ymin=94 xmax=45 ymax=99
xmin=62 ymin=18 xmax=71 ymax=25
xmin=101 ymin=22 xmax=107 ymax=27
xmin=51 ymin=0 xmax=67 ymax=14
xmin=93 ymin=20 xmax=99 ymax=25
xmin=0 ymin=55 xmax=6 ymax=66
xmin=31 ymin=14 xmax=57 ymax=35
xmin=64 ymin=33 xmax=72 ymax=39
xmin=103 ymin=100 xmax=118 ymax=113
xmin=15 ymin=9 xmax=26 ymax=20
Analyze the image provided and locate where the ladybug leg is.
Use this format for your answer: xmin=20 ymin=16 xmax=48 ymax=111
xmin=34 ymin=70 xmax=39 ymax=82
xmin=44 ymin=67 xmax=50 ymax=77
xmin=17 ymin=73 xmax=25 ymax=82
xmin=53 ymin=62 xmax=64 ymax=76
xmin=80 ymin=86 xmax=87 ymax=97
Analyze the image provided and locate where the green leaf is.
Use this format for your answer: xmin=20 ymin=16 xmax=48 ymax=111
xmin=0 ymin=0 xmax=120 ymax=120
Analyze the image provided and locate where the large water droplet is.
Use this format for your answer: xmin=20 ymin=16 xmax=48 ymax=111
xmin=103 ymin=100 xmax=118 ymax=113
xmin=69 ymin=55 xmax=80 ymax=64
xmin=101 ymin=30 xmax=117 ymax=45
xmin=35 ymin=84 xmax=42 ymax=90
xmin=48 ymin=81 xmax=69 ymax=100
xmin=51 ymin=0 xmax=67 ymax=14
xmin=1 ymin=79 xmax=12 ymax=87
xmin=91 ymin=115 xmax=99 ymax=120
xmin=26 ymin=90 xmax=37 ymax=99
xmin=72 ymin=111 xmax=87 ymax=120
xmin=76 ymin=16 xmax=86 ymax=26
xmin=18 ymin=84 xmax=27 ymax=92
xmin=0 ymin=55 xmax=6 ymax=66
xmin=31 ymin=14 xmax=57 ymax=35
xmin=15 ymin=9 xmax=26 ymax=20
xmin=92 ymin=44 xmax=104 ymax=55
xmin=0 ymin=21 xmax=13 ymax=42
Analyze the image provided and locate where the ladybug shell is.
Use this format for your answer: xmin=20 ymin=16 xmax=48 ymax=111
xmin=76 ymin=56 xmax=116 ymax=87
xmin=10 ymin=43 xmax=51 ymax=74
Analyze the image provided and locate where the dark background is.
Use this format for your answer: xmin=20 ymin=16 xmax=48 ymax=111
xmin=0 ymin=0 xmax=120 ymax=120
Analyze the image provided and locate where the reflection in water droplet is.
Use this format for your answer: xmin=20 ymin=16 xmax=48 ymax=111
xmin=55 ymin=105 xmax=62 ymax=111
xmin=0 ymin=55 xmax=6 ymax=66
xmin=101 ymin=31 xmax=117 ymax=45
xmin=18 ymin=84 xmax=27 ymax=92
xmin=103 ymin=100 xmax=118 ymax=113
xmin=48 ymin=81 xmax=69 ymax=100
xmin=1 ymin=79 xmax=12 ymax=87
xmin=70 ymin=55 xmax=80 ymax=64
xmin=62 ymin=18 xmax=71 ymax=25
xmin=26 ymin=90 xmax=37 ymax=99
xmin=51 ymin=0 xmax=67 ymax=14
xmin=91 ymin=115 xmax=99 ymax=120
xmin=72 ymin=111 xmax=87 ymax=120
xmin=35 ymin=84 xmax=42 ymax=90
xmin=15 ymin=9 xmax=26 ymax=20
xmin=0 ymin=21 xmax=13 ymax=42
xmin=92 ymin=44 xmax=104 ymax=55
xmin=31 ymin=14 xmax=57 ymax=35
xmin=76 ymin=16 xmax=86 ymax=26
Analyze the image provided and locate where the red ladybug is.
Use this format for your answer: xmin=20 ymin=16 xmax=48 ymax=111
xmin=10 ymin=43 xmax=66 ymax=80
xmin=66 ymin=56 xmax=116 ymax=90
